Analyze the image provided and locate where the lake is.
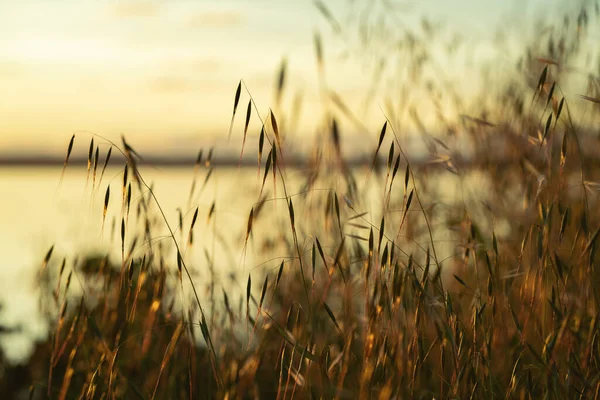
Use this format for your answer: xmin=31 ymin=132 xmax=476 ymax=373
xmin=0 ymin=163 xmax=509 ymax=364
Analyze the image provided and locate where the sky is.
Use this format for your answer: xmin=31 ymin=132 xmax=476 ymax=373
xmin=0 ymin=0 xmax=579 ymax=157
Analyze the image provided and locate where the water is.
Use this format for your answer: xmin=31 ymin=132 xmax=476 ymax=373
xmin=0 ymin=164 xmax=509 ymax=364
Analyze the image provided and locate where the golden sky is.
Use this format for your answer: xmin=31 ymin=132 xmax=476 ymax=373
xmin=0 ymin=0 xmax=571 ymax=156
xmin=0 ymin=1 xmax=319 ymax=154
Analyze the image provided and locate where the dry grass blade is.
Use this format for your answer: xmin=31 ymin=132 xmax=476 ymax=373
xmin=313 ymin=0 xmax=341 ymax=33
xmin=347 ymin=234 xmax=368 ymax=242
xmin=228 ymin=81 xmax=242 ymax=141
xmin=276 ymin=58 xmax=287 ymax=105
xmin=272 ymin=145 xmax=278 ymax=197
xmin=315 ymin=237 xmax=329 ymax=273
xmin=582 ymin=227 xmax=600 ymax=255
xmin=559 ymin=207 xmax=569 ymax=242
xmin=121 ymin=134 xmax=143 ymax=161
xmin=252 ymin=275 xmax=270 ymax=331
xmin=85 ymin=138 xmax=94 ymax=189
xmin=288 ymin=199 xmax=295 ymax=231
xmin=88 ymin=138 xmax=94 ymax=169
xmin=246 ymin=274 xmax=252 ymax=321
xmin=383 ymin=142 xmax=394 ymax=205
xmin=378 ymin=121 xmax=387 ymax=149
xmin=38 ymin=245 xmax=54 ymax=279
xmin=579 ymin=94 xmax=600 ymax=104
xmin=177 ymin=252 xmax=182 ymax=278
xmin=190 ymin=206 xmax=199 ymax=231
xmin=240 ymin=100 xmax=252 ymax=162
xmin=207 ymin=201 xmax=215 ymax=224
xmin=492 ymin=230 xmax=498 ymax=259
xmin=332 ymin=118 xmax=341 ymax=155
xmin=552 ymin=252 xmax=565 ymax=283
xmin=546 ymin=82 xmax=556 ymax=107
xmin=176 ymin=208 xmax=183 ymax=240
xmin=53 ymin=258 xmax=66 ymax=302
xmin=188 ymin=206 xmax=199 ymax=247
xmin=92 ymin=146 xmax=99 ymax=193
xmin=102 ymin=186 xmax=110 ymax=234
xmin=97 ymin=147 xmax=112 ymax=192
xmin=399 ymin=189 xmax=414 ymax=229
xmin=245 ymin=207 xmax=254 ymax=245
xmin=122 ymin=165 xmax=128 ymax=207
xmin=196 ymin=168 xmax=213 ymax=200
xmin=348 ymin=211 xmax=369 ymax=221
xmin=330 ymin=91 xmax=366 ymax=130
xmin=391 ymin=154 xmax=401 ymax=182
xmin=381 ymin=244 xmax=389 ymax=268
xmin=258 ymin=126 xmax=265 ymax=178
xmin=378 ymin=217 xmax=385 ymax=252
xmin=195 ymin=149 xmax=203 ymax=170
xmin=537 ymin=66 xmax=548 ymax=97
xmin=270 ymin=111 xmax=281 ymax=146
xmin=535 ymin=57 xmax=559 ymax=66
xmin=259 ymin=275 xmax=269 ymax=311
xmin=264 ymin=311 xmax=317 ymax=361
xmin=260 ymin=149 xmax=273 ymax=197
xmin=460 ymin=115 xmax=496 ymax=127
xmin=509 ymin=305 xmax=522 ymax=336
xmin=334 ymin=192 xmax=342 ymax=237
xmin=275 ymin=260 xmax=284 ymax=288
xmin=188 ymin=149 xmax=203 ymax=205
xmin=453 ymin=274 xmax=470 ymax=290
xmin=332 ymin=237 xmax=347 ymax=283
xmin=555 ymin=97 xmax=565 ymax=123
xmin=387 ymin=142 xmax=394 ymax=173
xmin=311 ymin=243 xmax=316 ymax=283
xmin=386 ymin=155 xmax=402 ymax=206
xmin=323 ymin=302 xmax=341 ymax=332
xmin=542 ymin=114 xmax=552 ymax=144
xmin=222 ymin=289 xmax=233 ymax=323
xmin=287 ymin=196 xmax=311 ymax=316
xmin=120 ymin=218 xmax=125 ymax=263
xmin=58 ymin=134 xmax=75 ymax=189
xmin=314 ymin=31 xmax=323 ymax=70
xmin=85 ymin=314 xmax=113 ymax=358
xmin=206 ymin=147 xmax=213 ymax=167
xmin=560 ymin=131 xmax=568 ymax=169
xmin=368 ymin=227 xmax=374 ymax=259
xmin=126 ymin=183 xmax=131 ymax=222
xmin=366 ymin=122 xmax=387 ymax=183
xmin=422 ymin=248 xmax=431 ymax=286
xmin=197 ymin=314 xmax=222 ymax=387
xmin=151 ymin=323 xmax=184 ymax=400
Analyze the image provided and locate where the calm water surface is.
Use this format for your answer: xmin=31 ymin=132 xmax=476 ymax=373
xmin=0 ymin=164 xmax=507 ymax=363
xmin=0 ymin=165 xmax=264 ymax=362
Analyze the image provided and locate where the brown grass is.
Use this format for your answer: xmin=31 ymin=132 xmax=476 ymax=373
xmin=3 ymin=2 xmax=600 ymax=399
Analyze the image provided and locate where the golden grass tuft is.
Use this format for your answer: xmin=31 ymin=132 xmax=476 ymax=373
xmin=5 ymin=2 xmax=600 ymax=399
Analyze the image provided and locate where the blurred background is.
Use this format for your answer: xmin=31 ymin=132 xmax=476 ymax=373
xmin=2 ymin=0 xmax=600 ymax=373
xmin=0 ymin=0 xmax=584 ymax=161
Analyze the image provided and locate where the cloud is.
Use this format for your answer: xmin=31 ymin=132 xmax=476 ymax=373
xmin=111 ymin=1 xmax=159 ymax=17
xmin=187 ymin=10 xmax=245 ymax=28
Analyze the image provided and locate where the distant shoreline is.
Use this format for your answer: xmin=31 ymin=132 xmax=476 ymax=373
xmin=3 ymin=143 xmax=600 ymax=170
xmin=0 ymin=155 xmax=361 ymax=168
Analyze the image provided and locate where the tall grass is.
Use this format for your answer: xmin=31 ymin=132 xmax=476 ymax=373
xmin=3 ymin=1 xmax=600 ymax=399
